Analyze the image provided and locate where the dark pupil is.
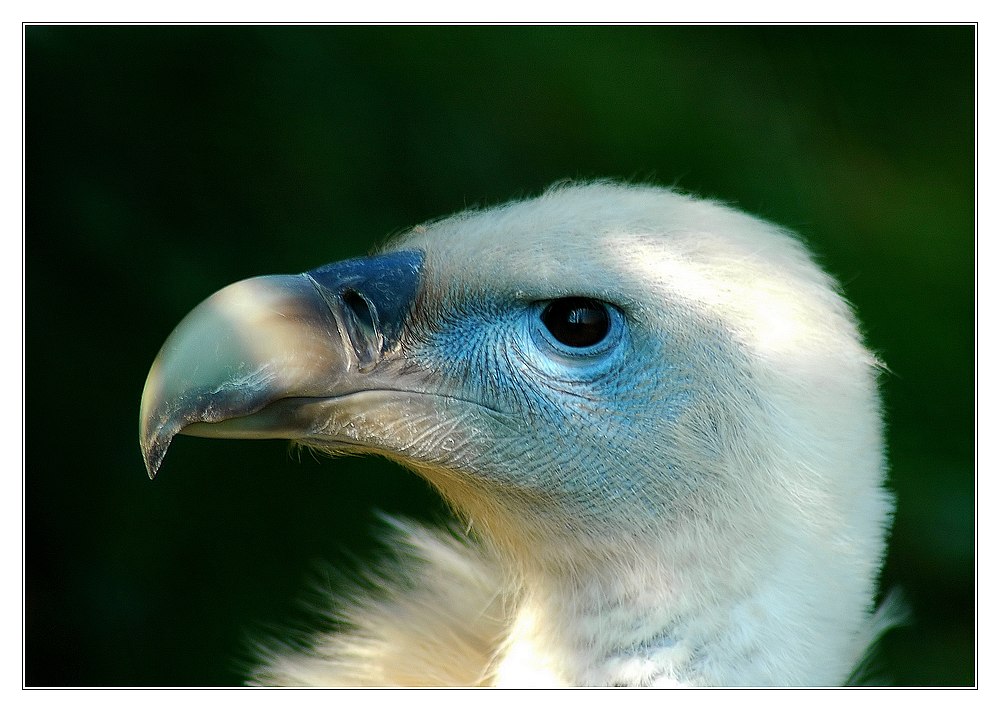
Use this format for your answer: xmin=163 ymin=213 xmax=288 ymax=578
xmin=541 ymin=298 xmax=610 ymax=348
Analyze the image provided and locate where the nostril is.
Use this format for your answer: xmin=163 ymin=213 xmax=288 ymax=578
xmin=304 ymin=251 xmax=423 ymax=371
xmin=342 ymin=289 xmax=377 ymax=342
xmin=340 ymin=289 xmax=382 ymax=369
xmin=305 ymin=250 xmax=423 ymax=362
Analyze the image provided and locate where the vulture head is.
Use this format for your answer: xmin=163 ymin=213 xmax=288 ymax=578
xmin=140 ymin=182 xmax=894 ymax=687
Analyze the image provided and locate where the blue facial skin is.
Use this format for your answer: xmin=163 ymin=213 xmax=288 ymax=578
xmin=298 ymin=250 xmax=702 ymax=527
xmin=406 ymin=289 xmax=697 ymax=523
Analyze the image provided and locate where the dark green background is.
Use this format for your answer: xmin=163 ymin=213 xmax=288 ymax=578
xmin=25 ymin=25 xmax=974 ymax=686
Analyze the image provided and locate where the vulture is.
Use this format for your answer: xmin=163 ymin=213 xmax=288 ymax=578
xmin=140 ymin=182 xmax=895 ymax=687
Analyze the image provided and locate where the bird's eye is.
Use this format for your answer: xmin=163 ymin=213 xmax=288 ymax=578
xmin=540 ymin=298 xmax=611 ymax=348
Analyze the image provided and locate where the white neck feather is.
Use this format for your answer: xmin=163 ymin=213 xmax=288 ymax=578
xmin=491 ymin=497 xmax=880 ymax=687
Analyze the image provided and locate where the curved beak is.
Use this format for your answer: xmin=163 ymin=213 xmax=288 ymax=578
xmin=139 ymin=251 xmax=424 ymax=479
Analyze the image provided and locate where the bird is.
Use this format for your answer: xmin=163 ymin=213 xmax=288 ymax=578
xmin=140 ymin=181 xmax=896 ymax=687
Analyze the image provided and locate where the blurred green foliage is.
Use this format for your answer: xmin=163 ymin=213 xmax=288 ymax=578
xmin=25 ymin=25 xmax=973 ymax=686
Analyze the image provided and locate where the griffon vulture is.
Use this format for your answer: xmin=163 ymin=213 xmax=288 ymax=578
xmin=140 ymin=182 xmax=895 ymax=687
